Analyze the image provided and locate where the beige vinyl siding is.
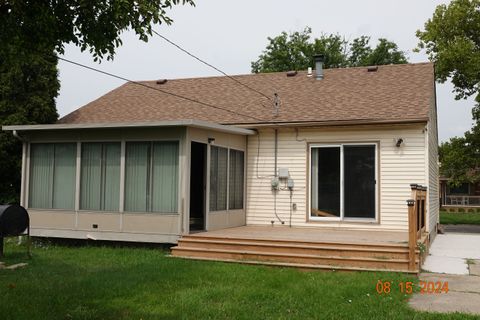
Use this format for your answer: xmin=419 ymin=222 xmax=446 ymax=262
xmin=427 ymin=98 xmax=440 ymax=236
xmin=246 ymin=124 xmax=427 ymax=231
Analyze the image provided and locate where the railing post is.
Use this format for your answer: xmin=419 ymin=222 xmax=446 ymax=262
xmin=407 ymin=199 xmax=416 ymax=272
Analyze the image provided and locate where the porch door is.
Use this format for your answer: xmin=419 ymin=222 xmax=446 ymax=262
xmin=190 ymin=142 xmax=207 ymax=231
xmin=311 ymin=144 xmax=376 ymax=220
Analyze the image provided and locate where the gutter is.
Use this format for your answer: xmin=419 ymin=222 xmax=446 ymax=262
xmin=2 ymin=119 xmax=256 ymax=136
xmin=230 ymin=118 xmax=430 ymax=129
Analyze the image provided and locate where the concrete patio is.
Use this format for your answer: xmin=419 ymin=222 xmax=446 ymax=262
xmin=422 ymin=233 xmax=480 ymax=275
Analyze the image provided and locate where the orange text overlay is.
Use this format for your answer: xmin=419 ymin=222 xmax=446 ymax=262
xmin=376 ymin=280 xmax=449 ymax=295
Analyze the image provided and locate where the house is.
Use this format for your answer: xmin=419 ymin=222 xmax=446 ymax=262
xmin=440 ymin=177 xmax=480 ymax=208
xmin=3 ymin=59 xmax=438 ymax=272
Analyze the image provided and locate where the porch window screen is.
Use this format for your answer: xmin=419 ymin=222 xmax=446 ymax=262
xmin=124 ymin=141 xmax=179 ymax=213
xmin=80 ymin=143 xmax=121 ymax=211
xmin=449 ymin=183 xmax=469 ymax=195
xmin=210 ymin=146 xmax=228 ymax=211
xmin=228 ymin=149 xmax=244 ymax=210
xmin=29 ymin=143 xmax=77 ymax=209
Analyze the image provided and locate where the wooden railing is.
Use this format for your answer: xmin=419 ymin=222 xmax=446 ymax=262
xmin=407 ymin=184 xmax=427 ymax=272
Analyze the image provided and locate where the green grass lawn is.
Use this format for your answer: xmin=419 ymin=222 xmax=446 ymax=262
xmin=0 ymin=239 xmax=476 ymax=320
xmin=440 ymin=210 xmax=480 ymax=225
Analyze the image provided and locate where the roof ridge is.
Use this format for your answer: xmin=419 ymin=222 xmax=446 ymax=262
xmin=134 ymin=62 xmax=433 ymax=83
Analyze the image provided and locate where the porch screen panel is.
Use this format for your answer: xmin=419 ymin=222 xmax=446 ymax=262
xmin=210 ymin=146 xmax=228 ymax=211
xmin=29 ymin=144 xmax=54 ymax=208
xmin=344 ymin=145 xmax=375 ymax=218
xmin=125 ymin=141 xmax=179 ymax=213
xmin=229 ymin=149 xmax=244 ymax=210
xmin=103 ymin=143 xmax=121 ymax=210
xmin=80 ymin=143 xmax=120 ymax=211
xmin=125 ymin=142 xmax=149 ymax=212
xmin=52 ymin=143 xmax=77 ymax=209
xmin=29 ymin=143 xmax=76 ymax=209
xmin=311 ymin=147 xmax=341 ymax=217
xmin=449 ymin=183 xmax=469 ymax=195
xmin=151 ymin=141 xmax=179 ymax=213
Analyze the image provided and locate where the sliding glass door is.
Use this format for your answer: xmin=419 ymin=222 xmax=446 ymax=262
xmin=310 ymin=144 xmax=376 ymax=220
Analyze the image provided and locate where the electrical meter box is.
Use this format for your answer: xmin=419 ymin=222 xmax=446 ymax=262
xmin=271 ymin=177 xmax=279 ymax=190
xmin=287 ymin=178 xmax=294 ymax=189
xmin=278 ymin=168 xmax=289 ymax=179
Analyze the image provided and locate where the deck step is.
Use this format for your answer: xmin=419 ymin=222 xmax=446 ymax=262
xmin=171 ymin=255 xmax=419 ymax=274
xmin=171 ymin=246 xmax=419 ymax=271
xmin=180 ymin=235 xmax=410 ymax=250
xmin=177 ymin=238 xmax=413 ymax=259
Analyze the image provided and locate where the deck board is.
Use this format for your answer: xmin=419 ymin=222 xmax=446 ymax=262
xmin=190 ymin=225 xmax=408 ymax=245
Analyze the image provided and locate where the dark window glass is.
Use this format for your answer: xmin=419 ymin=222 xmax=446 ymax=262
xmin=311 ymin=147 xmax=341 ymax=217
xmin=344 ymin=145 xmax=375 ymax=218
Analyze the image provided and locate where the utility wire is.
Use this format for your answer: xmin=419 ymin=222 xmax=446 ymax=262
xmin=57 ymin=56 xmax=265 ymax=122
xmin=152 ymin=30 xmax=273 ymax=102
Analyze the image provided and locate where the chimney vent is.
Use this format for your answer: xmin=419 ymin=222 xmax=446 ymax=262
xmin=307 ymin=67 xmax=313 ymax=77
xmin=313 ymin=54 xmax=324 ymax=80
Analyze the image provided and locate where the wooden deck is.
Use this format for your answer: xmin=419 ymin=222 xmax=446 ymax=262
xmin=171 ymin=226 xmax=424 ymax=273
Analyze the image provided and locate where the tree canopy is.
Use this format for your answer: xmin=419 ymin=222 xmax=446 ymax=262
xmin=1 ymin=0 xmax=194 ymax=61
xmin=0 ymin=0 xmax=194 ymax=203
xmin=251 ymin=27 xmax=408 ymax=73
xmin=417 ymin=0 xmax=480 ymax=185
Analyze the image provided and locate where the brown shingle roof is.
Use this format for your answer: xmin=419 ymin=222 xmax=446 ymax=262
xmin=59 ymin=62 xmax=435 ymax=126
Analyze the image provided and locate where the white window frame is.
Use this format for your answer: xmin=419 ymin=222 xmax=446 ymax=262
xmin=309 ymin=142 xmax=378 ymax=222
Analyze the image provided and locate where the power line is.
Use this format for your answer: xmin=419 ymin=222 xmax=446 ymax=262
xmin=152 ymin=30 xmax=273 ymax=102
xmin=57 ymin=56 xmax=265 ymax=122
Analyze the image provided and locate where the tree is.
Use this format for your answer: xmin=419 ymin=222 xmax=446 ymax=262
xmin=416 ymin=0 xmax=480 ymax=184
xmin=251 ymin=27 xmax=408 ymax=73
xmin=0 ymin=0 xmax=194 ymax=203
xmin=439 ymin=138 xmax=479 ymax=186
xmin=0 ymin=49 xmax=59 ymax=204
xmin=416 ymin=0 xmax=480 ymax=101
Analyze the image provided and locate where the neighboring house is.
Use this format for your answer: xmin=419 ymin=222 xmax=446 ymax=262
xmin=440 ymin=177 xmax=480 ymax=207
xmin=3 ymin=61 xmax=438 ymax=272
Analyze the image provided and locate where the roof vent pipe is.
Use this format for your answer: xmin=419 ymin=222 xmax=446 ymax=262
xmin=313 ymin=54 xmax=324 ymax=80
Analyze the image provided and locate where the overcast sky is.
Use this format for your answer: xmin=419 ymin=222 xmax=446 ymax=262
xmin=57 ymin=0 xmax=475 ymax=142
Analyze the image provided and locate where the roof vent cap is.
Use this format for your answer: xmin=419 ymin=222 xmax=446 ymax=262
xmin=367 ymin=66 xmax=378 ymax=72
xmin=313 ymin=54 xmax=324 ymax=80
xmin=156 ymin=79 xmax=168 ymax=84
xmin=286 ymin=71 xmax=297 ymax=77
